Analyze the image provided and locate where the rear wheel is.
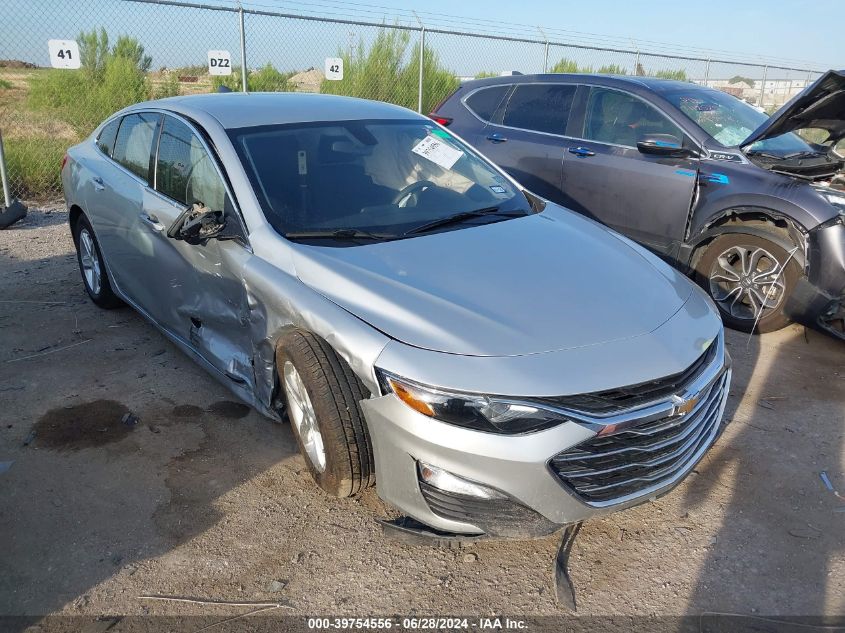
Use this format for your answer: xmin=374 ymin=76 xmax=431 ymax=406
xmin=72 ymin=215 xmax=123 ymax=309
xmin=695 ymin=232 xmax=800 ymax=333
xmin=277 ymin=329 xmax=375 ymax=497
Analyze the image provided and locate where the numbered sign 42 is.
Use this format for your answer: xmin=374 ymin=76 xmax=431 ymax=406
xmin=207 ymin=50 xmax=232 ymax=76
xmin=48 ymin=39 xmax=80 ymax=69
xmin=325 ymin=57 xmax=343 ymax=81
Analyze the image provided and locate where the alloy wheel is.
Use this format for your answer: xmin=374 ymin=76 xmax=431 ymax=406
xmin=78 ymin=228 xmax=102 ymax=296
xmin=283 ymin=360 xmax=327 ymax=473
xmin=708 ymin=244 xmax=786 ymax=321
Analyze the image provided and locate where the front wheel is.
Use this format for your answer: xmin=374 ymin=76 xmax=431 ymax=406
xmin=695 ymin=232 xmax=800 ymax=334
xmin=276 ymin=329 xmax=375 ymax=497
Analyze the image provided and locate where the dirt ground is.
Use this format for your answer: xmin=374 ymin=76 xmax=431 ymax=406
xmin=1 ymin=206 xmax=844 ymax=625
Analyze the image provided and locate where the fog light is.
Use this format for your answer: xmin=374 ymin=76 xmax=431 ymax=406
xmin=417 ymin=461 xmax=506 ymax=499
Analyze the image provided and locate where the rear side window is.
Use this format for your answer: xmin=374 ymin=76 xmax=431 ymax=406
xmin=156 ymin=115 xmax=227 ymax=212
xmin=113 ymin=113 xmax=159 ymax=181
xmin=502 ymin=84 xmax=576 ymax=135
xmin=583 ymin=87 xmax=682 ymax=146
xmin=96 ymin=118 xmax=121 ymax=157
xmin=465 ymin=85 xmax=509 ymax=122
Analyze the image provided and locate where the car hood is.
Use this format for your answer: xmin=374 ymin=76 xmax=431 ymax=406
xmin=743 ymin=69 xmax=845 ymax=146
xmin=291 ymin=208 xmax=693 ymax=357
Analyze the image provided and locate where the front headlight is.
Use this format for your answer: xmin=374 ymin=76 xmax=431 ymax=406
xmin=376 ymin=370 xmax=569 ymax=434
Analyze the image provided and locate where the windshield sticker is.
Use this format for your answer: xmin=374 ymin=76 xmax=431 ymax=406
xmin=412 ymin=135 xmax=463 ymax=170
xmin=431 ymin=129 xmax=451 ymax=139
xmin=489 ymin=185 xmax=508 ymax=196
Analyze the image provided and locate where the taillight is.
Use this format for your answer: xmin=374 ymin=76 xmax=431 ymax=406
xmin=61 ymin=154 xmax=69 ymax=171
xmin=429 ymin=114 xmax=453 ymax=127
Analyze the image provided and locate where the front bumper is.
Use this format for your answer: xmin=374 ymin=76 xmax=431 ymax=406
xmin=786 ymin=219 xmax=845 ymax=340
xmin=361 ymin=339 xmax=731 ymax=538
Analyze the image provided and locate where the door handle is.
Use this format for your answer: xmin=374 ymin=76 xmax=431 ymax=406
xmin=486 ymin=133 xmax=508 ymax=143
xmin=92 ymin=177 xmax=105 ymax=191
xmin=568 ymin=146 xmax=595 ymax=157
xmin=140 ymin=212 xmax=164 ymax=232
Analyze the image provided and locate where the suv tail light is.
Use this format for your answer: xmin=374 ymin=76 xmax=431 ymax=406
xmin=429 ymin=114 xmax=453 ymax=126
xmin=61 ymin=154 xmax=69 ymax=171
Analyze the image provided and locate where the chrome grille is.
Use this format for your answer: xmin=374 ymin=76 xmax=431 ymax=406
xmin=550 ymin=363 xmax=729 ymax=506
xmin=541 ymin=341 xmax=717 ymax=416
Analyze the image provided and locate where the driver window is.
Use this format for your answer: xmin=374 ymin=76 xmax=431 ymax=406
xmin=156 ymin=116 xmax=227 ymax=211
xmin=584 ymin=87 xmax=682 ymax=147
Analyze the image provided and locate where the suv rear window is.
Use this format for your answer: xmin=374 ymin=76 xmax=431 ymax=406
xmin=465 ymin=85 xmax=509 ymax=122
xmin=502 ymin=84 xmax=576 ymax=135
xmin=96 ymin=118 xmax=121 ymax=157
xmin=113 ymin=112 xmax=159 ymax=181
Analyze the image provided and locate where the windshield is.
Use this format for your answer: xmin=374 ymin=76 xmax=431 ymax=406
xmin=229 ymin=119 xmax=530 ymax=238
xmin=663 ymin=88 xmax=817 ymax=154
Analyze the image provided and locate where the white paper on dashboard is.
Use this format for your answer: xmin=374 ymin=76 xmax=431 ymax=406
xmin=411 ymin=135 xmax=463 ymax=170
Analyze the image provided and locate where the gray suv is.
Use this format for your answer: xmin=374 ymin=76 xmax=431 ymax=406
xmin=432 ymin=71 xmax=845 ymax=338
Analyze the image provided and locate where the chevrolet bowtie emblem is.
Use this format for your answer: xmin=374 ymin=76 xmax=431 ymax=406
xmin=672 ymin=394 xmax=700 ymax=417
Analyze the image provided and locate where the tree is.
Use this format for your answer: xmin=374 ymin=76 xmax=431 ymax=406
xmin=111 ymin=36 xmax=152 ymax=73
xmin=321 ymin=28 xmax=458 ymax=113
xmin=78 ymin=27 xmax=110 ymax=81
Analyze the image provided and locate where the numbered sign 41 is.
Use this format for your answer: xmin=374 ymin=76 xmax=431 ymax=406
xmin=48 ymin=39 xmax=80 ymax=69
xmin=208 ymin=50 xmax=232 ymax=76
xmin=325 ymin=57 xmax=343 ymax=81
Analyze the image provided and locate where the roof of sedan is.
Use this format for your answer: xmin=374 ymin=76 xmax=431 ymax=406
xmin=460 ymin=73 xmax=698 ymax=93
xmin=146 ymin=92 xmax=423 ymax=128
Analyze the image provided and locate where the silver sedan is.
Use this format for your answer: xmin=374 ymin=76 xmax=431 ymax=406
xmin=61 ymin=93 xmax=730 ymax=540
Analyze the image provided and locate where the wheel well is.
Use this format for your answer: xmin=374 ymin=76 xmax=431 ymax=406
xmin=68 ymin=204 xmax=85 ymax=233
xmin=689 ymin=211 xmax=805 ymax=272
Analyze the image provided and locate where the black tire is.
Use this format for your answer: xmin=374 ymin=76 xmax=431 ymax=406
xmin=276 ymin=329 xmax=375 ymax=497
xmin=694 ymin=231 xmax=800 ymax=334
xmin=72 ymin=215 xmax=123 ymax=309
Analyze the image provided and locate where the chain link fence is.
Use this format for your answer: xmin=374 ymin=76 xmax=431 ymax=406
xmin=0 ymin=0 xmax=825 ymax=201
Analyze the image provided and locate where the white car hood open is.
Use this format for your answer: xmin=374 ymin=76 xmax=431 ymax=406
xmin=292 ymin=207 xmax=693 ymax=357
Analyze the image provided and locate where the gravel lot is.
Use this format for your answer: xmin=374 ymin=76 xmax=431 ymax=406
xmin=1 ymin=206 xmax=844 ymax=623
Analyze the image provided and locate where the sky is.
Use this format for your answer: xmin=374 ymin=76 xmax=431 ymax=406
xmin=2 ymin=0 xmax=841 ymax=78
xmin=371 ymin=0 xmax=843 ymax=68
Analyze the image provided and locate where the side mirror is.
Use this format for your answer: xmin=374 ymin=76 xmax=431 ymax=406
xmin=636 ymin=134 xmax=697 ymax=158
xmin=167 ymin=202 xmax=227 ymax=245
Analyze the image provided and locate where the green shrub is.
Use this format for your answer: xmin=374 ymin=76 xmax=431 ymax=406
xmin=211 ymin=67 xmax=244 ymax=92
xmin=653 ymin=68 xmax=688 ymax=81
xmin=5 ymin=137 xmax=68 ymax=199
xmin=0 ymin=78 xmax=12 ymax=90
xmin=28 ymin=57 xmax=148 ymax=135
xmin=211 ymin=63 xmax=292 ymax=92
xmin=550 ymin=58 xmax=581 ymax=73
xmin=151 ymin=72 xmax=180 ymax=99
xmin=475 ymin=71 xmax=499 ymax=79
xmin=597 ymin=64 xmax=627 ymax=75
xmin=321 ymin=28 xmax=458 ymax=113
